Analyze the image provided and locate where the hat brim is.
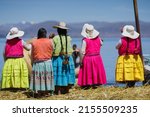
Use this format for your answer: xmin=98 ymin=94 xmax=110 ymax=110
xmin=6 ymin=31 xmax=24 ymax=40
xmin=122 ymin=31 xmax=139 ymax=39
xmin=81 ymin=29 xmax=99 ymax=39
xmin=53 ymin=25 xmax=69 ymax=29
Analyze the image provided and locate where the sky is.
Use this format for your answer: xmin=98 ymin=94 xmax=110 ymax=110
xmin=0 ymin=0 xmax=150 ymax=25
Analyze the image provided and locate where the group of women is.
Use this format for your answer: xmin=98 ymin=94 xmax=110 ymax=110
xmin=1 ymin=22 xmax=144 ymax=97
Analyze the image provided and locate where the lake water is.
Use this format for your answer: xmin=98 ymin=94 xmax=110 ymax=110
xmin=0 ymin=37 xmax=150 ymax=85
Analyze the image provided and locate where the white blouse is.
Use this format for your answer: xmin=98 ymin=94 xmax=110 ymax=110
xmin=116 ymin=39 xmax=122 ymax=49
xmin=22 ymin=40 xmax=32 ymax=50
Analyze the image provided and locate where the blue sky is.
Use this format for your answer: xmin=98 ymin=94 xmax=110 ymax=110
xmin=0 ymin=0 xmax=150 ymax=24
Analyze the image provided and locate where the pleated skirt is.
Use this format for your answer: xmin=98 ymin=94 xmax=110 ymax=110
xmin=30 ymin=60 xmax=54 ymax=91
xmin=52 ymin=55 xmax=75 ymax=86
xmin=115 ymin=55 xmax=144 ymax=82
xmin=2 ymin=58 xmax=29 ymax=89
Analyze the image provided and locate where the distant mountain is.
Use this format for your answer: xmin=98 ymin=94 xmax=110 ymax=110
xmin=0 ymin=21 xmax=150 ymax=38
xmin=0 ymin=21 xmax=33 ymax=38
xmin=69 ymin=21 xmax=150 ymax=38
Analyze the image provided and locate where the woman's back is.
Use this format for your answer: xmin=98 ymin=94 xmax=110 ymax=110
xmin=84 ymin=37 xmax=101 ymax=55
xmin=32 ymin=38 xmax=53 ymax=61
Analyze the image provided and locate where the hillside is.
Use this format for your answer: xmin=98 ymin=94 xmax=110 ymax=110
xmin=0 ymin=21 xmax=150 ymax=38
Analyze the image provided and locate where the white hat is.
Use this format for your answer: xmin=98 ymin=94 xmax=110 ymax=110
xmin=81 ymin=23 xmax=99 ymax=39
xmin=6 ymin=27 xmax=24 ymax=40
xmin=53 ymin=22 xmax=69 ymax=29
xmin=122 ymin=25 xmax=139 ymax=39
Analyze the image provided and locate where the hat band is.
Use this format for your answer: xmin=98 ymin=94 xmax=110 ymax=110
xmin=10 ymin=31 xmax=18 ymax=35
xmin=126 ymin=28 xmax=134 ymax=35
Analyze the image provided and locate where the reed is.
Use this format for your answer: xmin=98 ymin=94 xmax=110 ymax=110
xmin=0 ymin=85 xmax=150 ymax=100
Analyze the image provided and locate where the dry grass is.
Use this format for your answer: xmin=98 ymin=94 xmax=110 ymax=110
xmin=0 ymin=85 xmax=150 ymax=100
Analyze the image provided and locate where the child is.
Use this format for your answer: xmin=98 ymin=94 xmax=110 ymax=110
xmin=52 ymin=22 xmax=75 ymax=94
xmin=1 ymin=27 xmax=31 ymax=89
xmin=78 ymin=24 xmax=107 ymax=88
xmin=115 ymin=25 xmax=144 ymax=87
xmin=30 ymin=28 xmax=54 ymax=97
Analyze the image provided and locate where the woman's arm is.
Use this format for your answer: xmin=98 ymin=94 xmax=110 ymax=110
xmin=50 ymin=39 xmax=54 ymax=50
xmin=80 ymin=40 xmax=86 ymax=65
xmin=116 ymin=39 xmax=122 ymax=49
xmin=22 ymin=40 xmax=32 ymax=51
xmin=99 ymin=37 xmax=103 ymax=46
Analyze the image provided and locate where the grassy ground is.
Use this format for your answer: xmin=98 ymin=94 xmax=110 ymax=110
xmin=0 ymin=85 xmax=150 ymax=100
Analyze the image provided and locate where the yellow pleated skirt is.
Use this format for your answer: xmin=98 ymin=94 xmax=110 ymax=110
xmin=115 ymin=55 xmax=144 ymax=82
xmin=1 ymin=58 xmax=29 ymax=89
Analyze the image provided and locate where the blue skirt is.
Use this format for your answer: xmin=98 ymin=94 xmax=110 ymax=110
xmin=52 ymin=55 xmax=75 ymax=86
xmin=30 ymin=60 xmax=54 ymax=91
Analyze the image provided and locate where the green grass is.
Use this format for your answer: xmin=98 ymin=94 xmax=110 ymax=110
xmin=0 ymin=85 xmax=150 ymax=100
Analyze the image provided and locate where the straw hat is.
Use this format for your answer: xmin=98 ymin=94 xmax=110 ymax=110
xmin=122 ymin=25 xmax=139 ymax=39
xmin=81 ymin=23 xmax=99 ymax=39
xmin=6 ymin=27 xmax=24 ymax=40
xmin=53 ymin=22 xmax=69 ymax=29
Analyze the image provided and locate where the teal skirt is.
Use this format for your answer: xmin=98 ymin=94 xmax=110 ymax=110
xmin=52 ymin=55 xmax=75 ymax=86
xmin=30 ymin=60 xmax=54 ymax=91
